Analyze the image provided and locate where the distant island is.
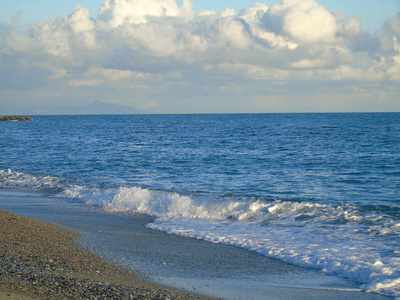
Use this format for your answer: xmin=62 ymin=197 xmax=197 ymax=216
xmin=0 ymin=116 xmax=33 ymax=121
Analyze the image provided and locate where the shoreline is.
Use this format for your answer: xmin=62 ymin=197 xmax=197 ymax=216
xmin=0 ymin=193 xmax=394 ymax=300
xmin=0 ymin=208 xmax=208 ymax=299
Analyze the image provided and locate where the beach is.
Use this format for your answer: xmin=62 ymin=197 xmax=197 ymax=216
xmin=0 ymin=208 xmax=207 ymax=300
xmin=0 ymin=195 xmax=393 ymax=300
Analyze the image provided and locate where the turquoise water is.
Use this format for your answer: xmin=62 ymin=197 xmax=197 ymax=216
xmin=0 ymin=113 xmax=399 ymax=298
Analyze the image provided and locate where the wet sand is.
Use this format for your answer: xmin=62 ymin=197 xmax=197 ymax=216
xmin=0 ymin=208 xmax=207 ymax=299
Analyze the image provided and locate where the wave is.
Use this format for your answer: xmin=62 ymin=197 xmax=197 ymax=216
xmin=0 ymin=169 xmax=109 ymax=201
xmin=100 ymin=186 xmax=400 ymax=298
xmin=1 ymin=169 xmax=399 ymax=298
xmin=0 ymin=169 xmax=67 ymax=193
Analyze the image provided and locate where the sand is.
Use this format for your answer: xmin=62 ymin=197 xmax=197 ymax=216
xmin=0 ymin=208 xmax=208 ymax=299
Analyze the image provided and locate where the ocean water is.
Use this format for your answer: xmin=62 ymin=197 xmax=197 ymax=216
xmin=0 ymin=113 xmax=399 ymax=298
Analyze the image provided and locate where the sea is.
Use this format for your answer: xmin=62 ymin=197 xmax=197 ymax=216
xmin=0 ymin=113 xmax=399 ymax=299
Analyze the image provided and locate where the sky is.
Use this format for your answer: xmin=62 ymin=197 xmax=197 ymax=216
xmin=0 ymin=0 xmax=400 ymax=114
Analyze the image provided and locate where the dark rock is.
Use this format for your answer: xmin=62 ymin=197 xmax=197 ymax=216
xmin=0 ymin=116 xmax=33 ymax=121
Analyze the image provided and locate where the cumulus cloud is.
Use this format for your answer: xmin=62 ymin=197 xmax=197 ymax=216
xmin=261 ymin=0 xmax=337 ymax=44
xmin=1 ymin=0 xmax=400 ymax=113
xmin=4 ymin=5 xmax=96 ymax=61
xmin=3 ymin=0 xmax=398 ymax=77
xmin=380 ymin=13 xmax=400 ymax=53
xmin=97 ymin=0 xmax=192 ymax=28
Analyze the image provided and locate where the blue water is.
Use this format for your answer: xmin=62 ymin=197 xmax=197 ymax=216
xmin=0 ymin=113 xmax=399 ymax=298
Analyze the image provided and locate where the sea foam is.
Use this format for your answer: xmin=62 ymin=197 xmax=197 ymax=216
xmin=101 ymin=186 xmax=400 ymax=298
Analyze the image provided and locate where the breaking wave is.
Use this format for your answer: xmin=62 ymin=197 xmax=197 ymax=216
xmin=100 ymin=185 xmax=400 ymax=298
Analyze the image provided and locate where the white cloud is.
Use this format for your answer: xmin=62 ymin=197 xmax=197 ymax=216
xmin=4 ymin=5 xmax=96 ymax=60
xmin=334 ymin=13 xmax=362 ymax=38
xmin=115 ymin=21 xmax=182 ymax=57
xmin=260 ymin=0 xmax=337 ymax=44
xmin=220 ymin=9 xmax=237 ymax=18
xmin=67 ymin=5 xmax=94 ymax=33
xmin=69 ymin=79 xmax=103 ymax=87
xmin=4 ymin=31 xmax=34 ymax=54
xmin=197 ymin=10 xmax=216 ymax=17
xmin=217 ymin=15 xmax=252 ymax=50
xmin=3 ymin=0 xmax=394 ymax=76
xmin=97 ymin=0 xmax=191 ymax=28
xmin=49 ymin=68 xmax=68 ymax=79
xmin=379 ymin=13 xmax=400 ymax=53
xmin=241 ymin=3 xmax=298 ymax=50
xmin=281 ymin=1 xmax=337 ymax=44
xmin=387 ymin=55 xmax=400 ymax=81
xmin=0 ymin=0 xmax=399 ymax=113
xmin=86 ymin=67 xmax=148 ymax=81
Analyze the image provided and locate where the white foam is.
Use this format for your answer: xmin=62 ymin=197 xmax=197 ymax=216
xmin=101 ymin=186 xmax=261 ymax=220
xmin=100 ymin=186 xmax=400 ymax=298
xmin=0 ymin=169 xmax=104 ymax=201
xmin=0 ymin=169 xmax=63 ymax=192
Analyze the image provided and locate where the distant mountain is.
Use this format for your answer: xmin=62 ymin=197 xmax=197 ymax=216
xmin=50 ymin=101 xmax=142 ymax=115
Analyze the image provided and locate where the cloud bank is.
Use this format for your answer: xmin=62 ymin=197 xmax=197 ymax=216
xmin=1 ymin=0 xmax=400 ymax=113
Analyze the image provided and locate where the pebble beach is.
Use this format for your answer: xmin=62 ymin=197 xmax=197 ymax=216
xmin=0 ymin=208 xmax=208 ymax=300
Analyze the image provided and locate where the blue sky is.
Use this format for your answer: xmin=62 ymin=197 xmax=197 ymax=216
xmin=1 ymin=0 xmax=399 ymax=114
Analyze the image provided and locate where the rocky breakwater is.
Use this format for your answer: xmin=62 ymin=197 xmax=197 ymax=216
xmin=0 ymin=116 xmax=33 ymax=121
